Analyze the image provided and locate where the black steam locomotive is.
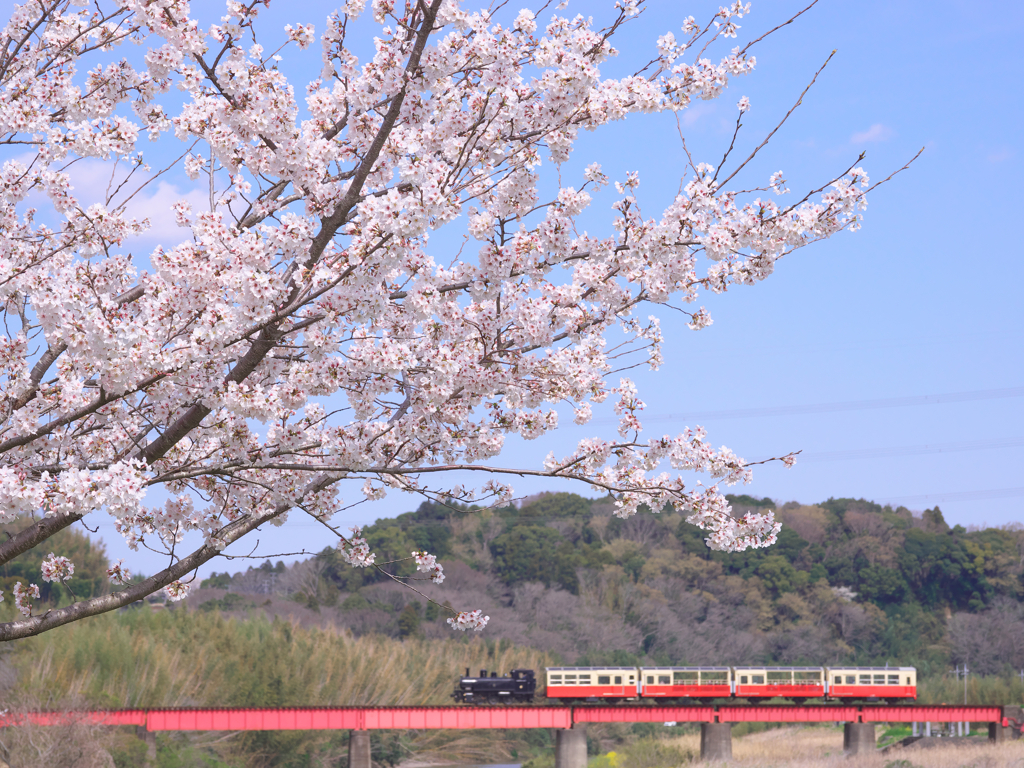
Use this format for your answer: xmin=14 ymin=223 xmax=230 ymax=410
xmin=451 ymin=668 xmax=537 ymax=704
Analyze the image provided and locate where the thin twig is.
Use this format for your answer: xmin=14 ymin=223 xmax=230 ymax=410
xmin=716 ymin=50 xmax=836 ymax=191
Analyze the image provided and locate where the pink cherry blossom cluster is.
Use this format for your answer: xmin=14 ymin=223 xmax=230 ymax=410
xmin=695 ymin=496 xmax=781 ymax=552
xmin=107 ymin=560 xmax=132 ymax=585
xmin=164 ymin=581 xmax=191 ymax=601
xmin=0 ymin=0 xmax=898 ymax=640
xmin=338 ymin=527 xmax=376 ymax=568
xmin=12 ymin=582 xmax=39 ymax=617
xmin=412 ymin=550 xmax=445 ymax=584
xmin=40 ymin=553 xmax=74 ymax=583
xmin=284 ymin=23 xmax=315 ymax=50
xmin=446 ymin=609 xmax=490 ymax=632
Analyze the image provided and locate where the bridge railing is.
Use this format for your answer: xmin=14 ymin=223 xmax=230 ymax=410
xmin=0 ymin=704 xmax=1013 ymax=731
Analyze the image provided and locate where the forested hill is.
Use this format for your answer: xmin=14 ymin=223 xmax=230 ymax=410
xmin=196 ymin=493 xmax=1024 ymax=677
xmin=6 ymin=496 xmax=1020 ymax=768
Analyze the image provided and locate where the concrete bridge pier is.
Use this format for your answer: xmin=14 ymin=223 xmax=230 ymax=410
xmin=987 ymin=705 xmax=1020 ymax=744
xmin=349 ymin=729 xmax=371 ymax=768
xmin=843 ymin=723 xmax=876 ymax=755
xmin=700 ymin=722 xmax=732 ymax=762
xmin=554 ymin=723 xmax=587 ymax=768
xmin=136 ymin=725 xmax=157 ymax=767
xmin=1002 ymin=705 xmax=1023 ymax=740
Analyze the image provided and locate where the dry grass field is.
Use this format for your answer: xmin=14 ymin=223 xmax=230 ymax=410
xmin=661 ymin=726 xmax=1024 ymax=767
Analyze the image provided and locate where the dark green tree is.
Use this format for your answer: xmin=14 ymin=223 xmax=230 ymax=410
xmin=397 ymin=603 xmax=422 ymax=639
xmin=490 ymin=525 xmax=580 ymax=592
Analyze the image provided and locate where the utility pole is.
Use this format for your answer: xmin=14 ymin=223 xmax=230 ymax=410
xmin=954 ymin=662 xmax=970 ymax=737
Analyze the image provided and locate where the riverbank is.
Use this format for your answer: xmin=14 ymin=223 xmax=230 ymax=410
xmin=660 ymin=726 xmax=1023 ymax=767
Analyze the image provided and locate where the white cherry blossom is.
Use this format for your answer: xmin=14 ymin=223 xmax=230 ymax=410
xmin=107 ymin=560 xmax=132 ymax=585
xmin=164 ymin=581 xmax=191 ymax=601
xmin=12 ymin=583 xmax=39 ymax=617
xmin=40 ymin=553 xmax=74 ymax=583
xmin=413 ymin=551 xmax=445 ymax=584
xmin=447 ymin=609 xmax=490 ymax=631
xmin=338 ymin=527 xmax=376 ymax=568
xmin=0 ymin=0 xmax=911 ymax=641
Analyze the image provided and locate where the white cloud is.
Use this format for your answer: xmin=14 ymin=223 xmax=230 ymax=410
xmin=681 ymin=101 xmax=715 ymax=127
xmin=120 ymin=180 xmax=209 ymax=243
xmin=59 ymin=159 xmax=212 ymax=249
xmin=986 ymin=148 xmax=1015 ymax=164
xmin=850 ymin=123 xmax=894 ymax=144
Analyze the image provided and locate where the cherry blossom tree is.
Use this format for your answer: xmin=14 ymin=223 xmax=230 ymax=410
xmin=0 ymin=0 xmax=914 ymax=641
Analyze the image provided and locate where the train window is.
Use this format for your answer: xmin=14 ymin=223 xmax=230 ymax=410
xmin=646 ymin=676 xmax=654 ymax=684
xmin=658 ymin=675 xmax=670 ymax=684
xmin=598 ymin=676 xmax=610 ymax=685
xmin=846 ymin=676 xmax=856 ymax=685
xmin=565 ymin=675 xmax=577 ymax=683
xmin=752 ymin=675 xmax=764 ymax=684
xmin=703 ymin=671 xmax=728 ymax=683
xmin=834 ymin=676 xmax=841 ymax=685
xmin=906 ymin=676 xmax=911 ymax=685
xmin=614 ymin=676 xmax=622 ymax=685
xmin=675 ymin=671 xmax=698 ymax=683
xmin=629 ymin=676 xmax=635 ymax=683
xmin=740 ymin=676 xmax=748 ymax=684
xmin=873 ymin=675 xmax=885 ymax=685
xmin=859 ymin=675 xmax=871 ymax=684
xmin=579 ymin=676 xmax=591 ymax=684
xmin=550 ymin=675 xmax=562 ymax=683
xmin=888 ymin=675 xmax=899 ymax=685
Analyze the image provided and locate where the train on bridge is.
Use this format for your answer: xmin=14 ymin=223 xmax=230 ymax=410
xmin=452 ymin=666 xmax=917 ymax=705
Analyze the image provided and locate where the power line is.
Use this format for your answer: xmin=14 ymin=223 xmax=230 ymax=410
xmin=793 ymin=436 xmax=1024 ymax=463
xmin=587 ymin=385 xmax=1024 ymax=425
xmin=876 ymin=487 xmax=1024 ymax=505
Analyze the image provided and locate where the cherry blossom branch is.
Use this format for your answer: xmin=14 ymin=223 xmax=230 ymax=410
xmin=717 ymin=49 xmax=836 ymax=191
xmin=736 ymin=0 xmax=821 ymax=57
xmin=0 ymin=0 xmax=905 ymax=638
xmin=0 ymin=471 xmax=343 ymax=641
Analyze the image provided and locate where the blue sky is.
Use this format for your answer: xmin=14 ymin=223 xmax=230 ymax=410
xmin=3 ymin=0 xmax=1021 ymax=577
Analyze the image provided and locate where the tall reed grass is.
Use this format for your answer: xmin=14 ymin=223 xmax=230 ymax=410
xmin=7 ymin=605 xmax=557 ymax=767
xmin=919 ymin=674 xmax=1024 ymax=706
xmin=11 ymin=604 xmax=553 ymax=709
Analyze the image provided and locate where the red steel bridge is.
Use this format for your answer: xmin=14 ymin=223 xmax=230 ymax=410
xmin=0 ymin=704 xmax=1013 ymax=730
xmin=2 ymin=705 xmax=1021 ymax=765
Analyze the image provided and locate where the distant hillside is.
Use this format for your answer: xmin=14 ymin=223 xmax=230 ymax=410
xmin=195 ymin=492 xmax=1024 ymax=676
xmin=4 ymin=494 xmax=1023 ymax=767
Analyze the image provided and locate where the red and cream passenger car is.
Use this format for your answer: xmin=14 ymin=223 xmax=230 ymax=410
xmin=639 ymin=667 xmax=731 ymax=700
xmin=733 ymin=666 xmax=826 ymax=701
xmin=545 ymin=667 xmax=638 ymax=701
xmin=827 ymin=667 xmax=917 ymax=701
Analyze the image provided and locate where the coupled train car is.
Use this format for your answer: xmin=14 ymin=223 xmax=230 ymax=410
xmin=453 ymin=666 xmax=916 ymax=705
xmin=545 ymin=666 xmax=917 ymax=703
